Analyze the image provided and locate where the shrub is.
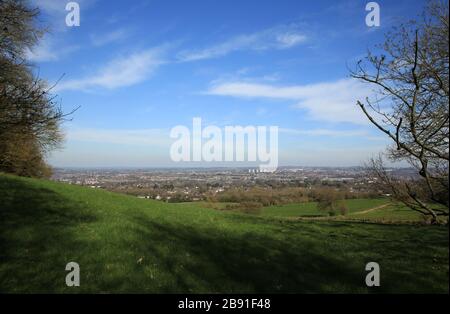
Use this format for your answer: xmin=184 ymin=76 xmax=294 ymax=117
xmin=338 ymin=201 xmax=349 ymax=216
xmin=238 ymin=202 xmax=263 ymax=214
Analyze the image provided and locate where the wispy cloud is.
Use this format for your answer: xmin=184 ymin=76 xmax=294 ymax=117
xmin=33 ymin=0 xmax=67 ymax=13
xmin=280 ymin=128 xmax=365 ymax=137
xmin=280 ymin=128 xmax=384 ymax=140
xmin=56 ymin=47 xmax=166 ymax=91
xmin=90 ymin=28 xmax=131 ymax=47
xmin=52 ymin=125 xmax=171 ymax=167
xmin=177 ymin=24 xmax=307 ymax=62
xmin=67 ymin=127 xmax=171 ymax=146
xmin=25 ymin=37 xmax=78 ymax=62
xmin=25 ymin=39 xmax=58 ymax=62
xmin=34 ymin=0 xmax=95 ymax=14
xmin=205 ymin=78 xmax=373 ymax=125
xmin=32 ymin=0 xmax=97 ymax=32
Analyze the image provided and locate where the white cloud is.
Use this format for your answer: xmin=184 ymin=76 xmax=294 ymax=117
xmin=32 ymin=0 xmax=96 ymax=32
xmin=56 ymin=47 xmax=165 ymax=91
xmin=280 ymin=127 xmax=385 ymax=141
xmin=34 ymin=0 xmax=94 ymax=14
xmin=177 ymin=24 xmax=307 ymax=62
xmin=275 ymin=33 xmax=307 ymax=48
xmin=279 ymin=147 xmax=388 ymax=167
xmin=25 ymin=37 xmax=78 ymax=62
xmin=66 ymin=127 xmax=171 ymax=146
xmin=50 ymin=133 xmax=170 ymax=168
xmin=25 ymin=39 xmax=58 ymax=62
xmin=90 ymin=28 xmax=130 ymax=47
xmin=206 ymin=78 xmax=373 ymax=125
xmin=281 ymin=128 xmax=367 ymax=137
xmin=50 ymin=126 xmax=173 ymax=167
xmin=33 ymin=0 xmax=65 ymax=13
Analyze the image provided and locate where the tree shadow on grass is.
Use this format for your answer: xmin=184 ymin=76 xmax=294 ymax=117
xmin=0 ymin=176 xmax=97 ymax=292
xmin=212 ymin=212 xmax=450 ymax=293
xmin=129 ymin=214 xmax=366 ymax=293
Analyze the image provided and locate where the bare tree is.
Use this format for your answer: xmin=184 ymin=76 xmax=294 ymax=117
xmin=0 ymin=0 xmax=76 ymax=177
xmin=350 ymin=1 xmax=449 ymax=223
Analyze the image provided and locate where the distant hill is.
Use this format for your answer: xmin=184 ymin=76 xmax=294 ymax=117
xmin=0 ymin=173 xmax=448 ymax=293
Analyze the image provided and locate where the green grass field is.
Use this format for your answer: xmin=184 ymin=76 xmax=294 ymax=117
xmin=260 ymin=198 xmax=389 ymax=218
xmin=258 ymin=199 xmax=427 ymax=223
xmin=345 ymin=203 xmax=425 ymax=222
xmin=0 ymin=173 xmax=448 ymax=293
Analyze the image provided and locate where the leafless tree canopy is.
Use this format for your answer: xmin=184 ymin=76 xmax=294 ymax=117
xmin=351 ymin=1 xmax=449 ymax=222
xmin=0 ymin=0 xmax=73 ymax=177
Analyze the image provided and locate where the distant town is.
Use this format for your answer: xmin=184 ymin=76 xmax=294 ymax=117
xmin=52 ymin=167 xmax=418 ymax=202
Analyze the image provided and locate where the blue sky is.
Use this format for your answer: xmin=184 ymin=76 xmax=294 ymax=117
xmin=29 ymin=0 xmax=427 ymax=167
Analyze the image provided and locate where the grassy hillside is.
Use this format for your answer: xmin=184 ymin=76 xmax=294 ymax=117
xmin=0 ymin=173 xmax=448 ymax=293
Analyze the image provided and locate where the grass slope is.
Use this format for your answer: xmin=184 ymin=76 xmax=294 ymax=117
xmin=0 ymin=174 xmax=448 ymax=293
